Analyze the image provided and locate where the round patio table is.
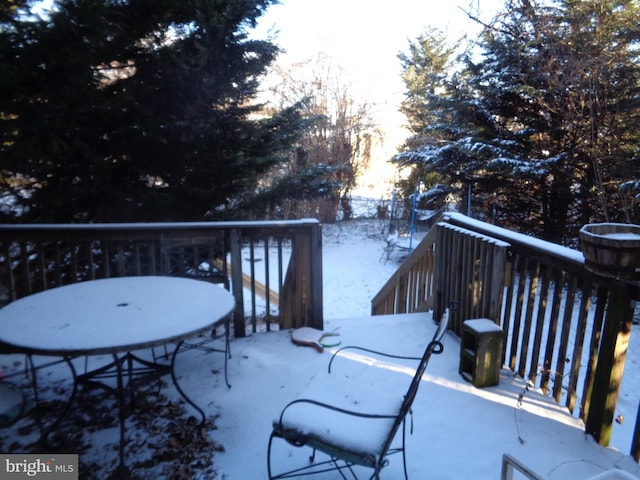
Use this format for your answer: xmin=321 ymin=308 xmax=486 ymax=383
xmin=0 ymin=275 xmax=235 ymax=473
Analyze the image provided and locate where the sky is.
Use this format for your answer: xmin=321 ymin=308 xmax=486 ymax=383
xmin=251 ymin=0 xmax=504 ymax=195
xmin=253 ymin=0 xmax=502 ymax=103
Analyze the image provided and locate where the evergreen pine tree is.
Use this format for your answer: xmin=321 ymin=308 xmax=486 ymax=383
xmin=0 ymin=0 xmax=305 ymax=222
xmin=396 ymin=0 xmax=640 ymax=241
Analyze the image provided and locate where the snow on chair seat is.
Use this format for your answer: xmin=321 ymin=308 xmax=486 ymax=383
xmin=267 ymin=309 xmax=450 ymax=480
xmin=272 ymin=373 xmax=406 ymax=469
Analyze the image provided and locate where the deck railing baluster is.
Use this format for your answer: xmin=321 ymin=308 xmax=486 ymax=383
xmin=567 ymin=286 xmax=591 ymax=414
xmin=540 ymin=270 xmax=564 ymax=394
xmin=528 ymin=264 xmax=550 ymax=384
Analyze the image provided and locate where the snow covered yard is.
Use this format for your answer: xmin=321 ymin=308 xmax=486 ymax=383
xmin=1 ymin=219 xmax=639 ymax=479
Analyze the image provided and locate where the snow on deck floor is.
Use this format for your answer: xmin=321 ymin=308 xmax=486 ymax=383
xmin=2 ymin=312 xmax=640 ymax=479
xmin=200 ymin=312 xmax=640 ymax=479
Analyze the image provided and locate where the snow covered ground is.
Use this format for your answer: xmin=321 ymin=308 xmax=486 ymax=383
xmin=1 ymin=218 xmax=640 ymax=479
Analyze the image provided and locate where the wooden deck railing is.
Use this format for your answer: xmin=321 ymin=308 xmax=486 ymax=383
xmin=432 ymin=222 xmax=510 ymax=334
xmin=372 ymin=212 xmax=640 ymax=459
xmin=0 ymin=219 xmax=323 ymax=336
xmin=371 ymin=226 xmax=438 ymax=316
xmin=371 ymin=220 xmax=510 ymax=335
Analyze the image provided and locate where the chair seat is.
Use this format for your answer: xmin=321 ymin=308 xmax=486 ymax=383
xmin=272 ymin=373 xmax=405 ymax=468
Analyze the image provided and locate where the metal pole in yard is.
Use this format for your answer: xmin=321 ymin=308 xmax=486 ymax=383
xmin=409 ymin=179 xmax=419 ymax=251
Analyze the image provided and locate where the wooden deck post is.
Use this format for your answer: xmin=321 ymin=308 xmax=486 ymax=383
xmin=309 ymin=221 xmax=323 ymax=330
xmin=229 ymin=228 xmax=246 ymax=337
xmin=585 ymin=281 xmax=634 ymax=447
xmin=279 ymin=221 xmax=323 ymax=331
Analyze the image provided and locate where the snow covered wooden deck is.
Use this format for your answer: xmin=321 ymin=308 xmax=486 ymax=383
xmin=201 ymin=312 xmax=640 ymax=479
xmin=2 ymin=312 xmax=640 ymax=478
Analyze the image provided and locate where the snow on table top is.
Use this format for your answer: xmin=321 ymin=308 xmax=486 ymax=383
xmin=0 ymin=276 xmax=234 ymax=355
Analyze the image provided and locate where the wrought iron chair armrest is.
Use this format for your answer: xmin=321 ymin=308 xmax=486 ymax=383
xmin=327 ymin=310 xmax=449 ymax=375
xmin=327 ymin=346 xmax=422 ymax=374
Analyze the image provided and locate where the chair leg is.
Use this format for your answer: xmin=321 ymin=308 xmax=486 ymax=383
xmin=222 ymin=319 xmax=232 ymax=389
xmin=268 ymin=432 xmax=359 ymax=480
xmin=401 ymin=418 xmax=409 ymax=480
xmin=267 ymin=431 xmax=276 ymax=480
xmin=334 ymin=459 xmax=357 ymax=480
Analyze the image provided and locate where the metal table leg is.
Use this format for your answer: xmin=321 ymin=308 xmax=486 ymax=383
xmin=26 ymin=355 xmax=78 ymax=448
xmin=170 ymin=340 xmax=206 ymax=426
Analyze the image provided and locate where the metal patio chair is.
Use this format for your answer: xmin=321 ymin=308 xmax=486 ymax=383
xmin=267 ymin=310 xmax=450 ymax=480
xmin=500 ymin=454 xmax=639 ymax=480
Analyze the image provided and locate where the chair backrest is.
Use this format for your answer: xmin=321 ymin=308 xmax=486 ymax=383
xmin=377 ymin=310 xmax=450 ymax=464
